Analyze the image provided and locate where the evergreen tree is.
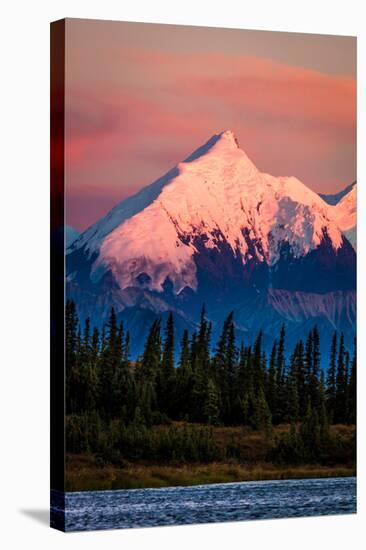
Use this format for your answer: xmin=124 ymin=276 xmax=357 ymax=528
xmin=304 ymin=329 xmax=314 ymax=410
xmin=175 ymin=330 xmax=193 ymax=420
xmin=124 ymin=331 xmax=130 ymax=364
xmin=195 ymin=306 xmax=212 ymax=375
xmin=236 ymin=344 xmax=255 ymax=424
xmin=309 ymin=326 xmax=321 ymax=410
xmin=179 ymin=330 xmax=190 ymax=370
xmin=226 ymin=315 xmax=238 ymax=376
xmin=203 ymin=378 xmax=220 ymax=425
xmin=344 ymin=350 xmax=350 ymax=423
xmin=76 ymin=327 xmax=82 ymax=361
xmin=91 ymin=327 xmax=100 ymax=363
xmin=267 ymin=340 xmax=277 ymax=414
xmin=275 ymin=325 xmax=286 ymax=423
xmin=252 ymin=331 xmax=265 ymax=395
xmin=162 ymin=313 xmax=175 ymax=375
xmin=334 ymin=332 xmax=347 ymax=424
xmin=348 ymin=337 xmax=356 ymax=424
xmin=318 ymin=371 xmax=329 ymax=440
xmin=65 ymin=300 xmax=79 ymax=413
xmin=190 ymin=332 xmax=197 ymax=370
xmin=286 ymin=345 xmax=300 ymax=422
xmin=226 ymin=314 xmax=238 ymax=422
xmin=98 ymin=308 xmax=127 ymax=418
xmin=214 ymin=311 xmax=238 ymax=423
xmin=107 ymin=308 xmax=118 ymax=350
xmin=300 ymin=402 xmax=321 ymax=460
xmin=252 ymin=388 xmax=272 ymax=438
xmin=190 ymin=306 xmax=214 ymax=421
xmin=138 ymin=380 xmax=156 ymax=426
xmin=139 ymin=320 xmax=162 ymax=383
xmin=76 ymin=318 xmax=99 ymax=413
xmin=326 ymin=331 xmax=337 ymax=422
xmin=294 ymin=340 xmax=306 ymax=417
xmin=79 ymin=317 xmax=91 ymax=365
xmin=100 ymin=324 xmax=107 ymax=353
xmin=117 ymin=322 xmax=125 ymax=363
xmin=157 ymin=313 xmax=176 ymax=416
xmin=190 ymin=365 xmax=208 ymax=423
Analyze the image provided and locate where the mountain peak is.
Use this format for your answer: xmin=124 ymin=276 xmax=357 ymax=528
xmin=219 ymin=129 xmax=240 ymax=147
xmin=183 ymin=129 xmax=240 ymax=163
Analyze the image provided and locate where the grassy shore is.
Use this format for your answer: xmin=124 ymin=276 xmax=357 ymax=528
xmin=66 ymin=423 xmax=355 ymax=491
xmin=66 ymin=455 xmax=355 ymax=492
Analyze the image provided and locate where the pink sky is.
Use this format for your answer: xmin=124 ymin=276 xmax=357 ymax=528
xmin=64 ymin=19 xmax=356 ymax=231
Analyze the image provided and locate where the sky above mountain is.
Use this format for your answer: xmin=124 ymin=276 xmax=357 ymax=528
xmin=64 ymin=19 xmax=356 ymax=230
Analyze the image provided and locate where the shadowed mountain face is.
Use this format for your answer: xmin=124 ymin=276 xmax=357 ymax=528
xmin=65 ymin=225 xmax=80 ymax=248
xmin=66 ymin=131 xmax=356 ymax=360
xmin=320 ymin=182 xmax=356 ymax=206
xmin=320 ymin=182 xmax=356 ymax=251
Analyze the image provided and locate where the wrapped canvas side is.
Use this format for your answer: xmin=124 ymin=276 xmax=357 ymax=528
xmin=50 ymin=19 xmax=66 ymax=532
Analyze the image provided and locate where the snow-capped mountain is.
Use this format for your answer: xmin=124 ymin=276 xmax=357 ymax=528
xmin=67 ymin=130 xmax=356 ymax=357
xmin=69 ymin=130 xmax=350 ymax=290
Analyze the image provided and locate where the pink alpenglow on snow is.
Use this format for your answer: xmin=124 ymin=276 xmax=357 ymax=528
xmin=70 ymin=130 xmax=351 ymax=296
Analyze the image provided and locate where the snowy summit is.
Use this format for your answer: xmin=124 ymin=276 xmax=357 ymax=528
xmin=70 ymin=130 xmax=352 ymax=295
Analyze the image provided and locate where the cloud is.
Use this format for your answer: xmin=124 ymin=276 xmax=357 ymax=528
xmin=65 ymin=49 xmax=356 ymax=229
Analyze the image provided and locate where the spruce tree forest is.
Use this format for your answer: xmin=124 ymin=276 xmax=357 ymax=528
xmin=65 ymin=301 xmax=356 ymax=490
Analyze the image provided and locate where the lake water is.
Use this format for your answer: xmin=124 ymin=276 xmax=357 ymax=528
xmin=51 ymin=476 xmax=356 ymax=532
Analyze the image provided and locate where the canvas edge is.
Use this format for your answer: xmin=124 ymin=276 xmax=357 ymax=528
xmin=50 ymin=18 xmax=66 ymax=533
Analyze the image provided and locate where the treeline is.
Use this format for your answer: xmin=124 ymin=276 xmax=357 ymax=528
xmin=65 ymin=301 xmax=356 ymax=465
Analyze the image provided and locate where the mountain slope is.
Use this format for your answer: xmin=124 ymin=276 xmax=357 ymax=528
xmin=65 ymin=225 xmax=80 ymax=248
xmin=331 ymin=184 xmax=356 ymax=249
xmin=318 ymin=183 xmax=356 ymax=251
xmin=320 ymin=182 xmax=356 ymax=205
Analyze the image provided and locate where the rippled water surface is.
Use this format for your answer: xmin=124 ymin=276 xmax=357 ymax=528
xmin=52 ymin=476 xmax=356 ymax=531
